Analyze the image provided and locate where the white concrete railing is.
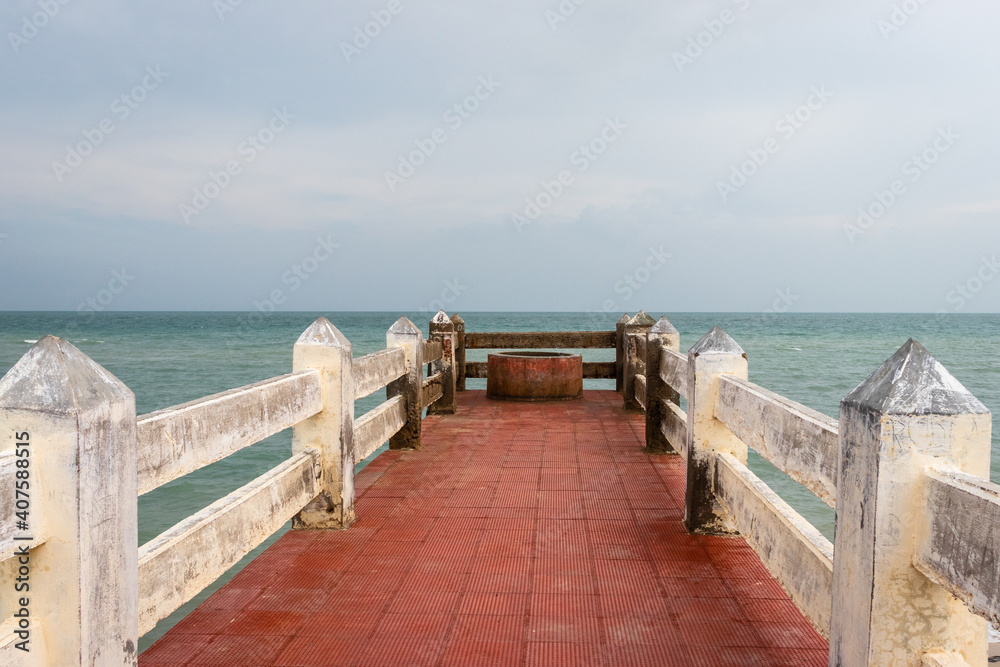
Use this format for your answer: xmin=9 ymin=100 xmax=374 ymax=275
xmin=0 ymin=312 xmax=456 ymax=666
xmin=629 ymin=316 xmax=997 ymax=666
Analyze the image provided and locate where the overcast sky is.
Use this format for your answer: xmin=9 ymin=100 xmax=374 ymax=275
xmin=1 ymin=0 xmax=999 ymax=314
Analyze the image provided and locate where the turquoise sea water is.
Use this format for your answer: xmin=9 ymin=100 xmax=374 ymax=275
xmin=1 ymin=311 xmax=997 ymax=651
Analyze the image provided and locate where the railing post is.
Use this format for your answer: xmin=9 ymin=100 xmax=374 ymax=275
xmin=623 ymin=310 xmax=654 ymax=412
xmin=387 ymin=316 xmax=423 ymax=449
xmin=427 ymin=310 xmax=457 ymax=415
xmin=615 ymin=313 xmax=630 ymax=393
xmin=451 ymin=313 xmax=466 ymax=392
xmin=0 ymin=337 xmax=138 ymax=664
xmin=645 ymin=316 xmax=680 ymax=454
xmin=830 ymin=339 xmax=990 ymax=665
xmin=292 ymin=317 xmax=355 ymax=529
xmin=684 ymin=326 xmax=748 ymax=533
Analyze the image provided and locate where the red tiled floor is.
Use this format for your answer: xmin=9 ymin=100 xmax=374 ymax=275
xmin=141 ymin=391 xmax=828 ymax=666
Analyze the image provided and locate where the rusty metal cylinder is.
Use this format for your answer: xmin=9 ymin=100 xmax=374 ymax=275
xmin=486 ymin=351 xmax=583 ymax=401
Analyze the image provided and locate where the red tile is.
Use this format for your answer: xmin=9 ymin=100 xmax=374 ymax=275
xmin=440 ymin=640 xmax=523 ymax=667
xmin=524 ymin=643 xmax=594 ymax=667
xmin=661 ymin=575 xmax=732 ymax=598
xmin=386 ymin=590 xmax=461 ymax=615
xmin=532 ymin=572 xmax=595 ymax=596
xmin=188 ymin=634 xmax=289 ymax=665
xmin=751 ymin=622 xmax=828 ymax=650
xmin=274 ymin=635 xmax=365 ymax=666
xmin=224 ymin=610 xmax=306 ymax=636
xmin=459 ymin=592 xmax=530 ymax=616
xmin=369 ymin=613 xmax=453 ymax=641
xmin=356 ymin=638 xmax=445 ymax=667
xmin=677 ymin=618 xmax=764 ymax=647
xmin=530 ymin=593 xmax=599 ymax=617
xmin=451 ymin=614 xmax=525 ymax=642
xmin=467 ymin=571 xmax=532 ymax=593
xmin=601 ymin=641 xmax=692 ymax=665
xmin=297 ymin=611 xmax=381 ymax=638
xmin=526 ymin=615 xmax=601 ymax=644
xmin=598 ymin=594 xmax=671 ymax=618
xmin=140 ymin=634 xmax=212 ymax=664
xmin=167 ymin=608 xmax=237 ymax=635
xmin=201 ymin=587 xmax=262 ymax=611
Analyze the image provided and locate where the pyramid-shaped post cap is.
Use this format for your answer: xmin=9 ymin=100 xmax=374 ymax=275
xmin=430 ymin=310 xmax=454 ymax=332
xmin=617 ymin=313 xmax=632 ymax=324
xmin=450 ymin=313 xmax=464 ymax=325
xmin=649 ymin=316 xmax=679 ymax=335
xmin=296 ymin=317 xmax=350 ymax=348
xmin=689 ymin=326 xmax=744 ymax=357
xmin=388 ymin=316 xmax=421 ymax=336
xmin=0 ymin=335 xmax=133 ymax=414
xmin=843 ymin=339 xmax=989 ymax=416
xmin=628 ymin=311 xmax=656 ymax=327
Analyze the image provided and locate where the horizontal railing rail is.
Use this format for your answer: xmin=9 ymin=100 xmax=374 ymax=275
xmin=659 ymin=348 xmax=688 ymax=400
xmin=465 ymin=330 xmax=615 ymax=349
xmin=423 ymin=340 xmax=443 ymax=364
xmin=353 ymin=395 xmax=406 ymax=462
xmin=916 ymin=468 xmax=1000 ymax=629
xmin=137 ymin=370 xmax=323 ymax=495
xmin=714 ymin=451 xmax=834 ymax=633
xmin=353 ymin=348 xmax=406 ymax=401
xmin=714 ymin=375 xmax=839 ymax=507
xmin=138 ymin=449 xmax=320 ymax=634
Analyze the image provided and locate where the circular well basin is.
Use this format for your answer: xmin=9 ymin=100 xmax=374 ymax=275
xmin=486 ymin=350 xmax=583 ymax=401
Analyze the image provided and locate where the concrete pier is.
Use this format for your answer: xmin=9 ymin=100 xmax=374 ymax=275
xmin=1 ymin=313 xmax=998 ymax=666
xmin=139 ymin=392 xmax=828 ymax=667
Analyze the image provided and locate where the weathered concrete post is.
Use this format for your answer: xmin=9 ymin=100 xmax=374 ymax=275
xmin=0 ymin=336 xmax=138 ymax=665
xmin=451 ymin=313 xmax=466 ymax=392
xmin=645 ymin=316 xmax=680 ymax=454
xmin=623 ymin=311 xmax=655 ymax=412
xmin=830 ymin=340 xmax=990 ymax=666
xmin=615 ymin=313 xmax=630 ymax=393
xmin=684 ymin=326 xmax=748 ymax=533
xmin=427 ymin=310 xmax=457 ymax=415
xmin=292 ymin=318 xmax=355 ymax=529
xmin=387 ymin=316 xmax=424 ymax=449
